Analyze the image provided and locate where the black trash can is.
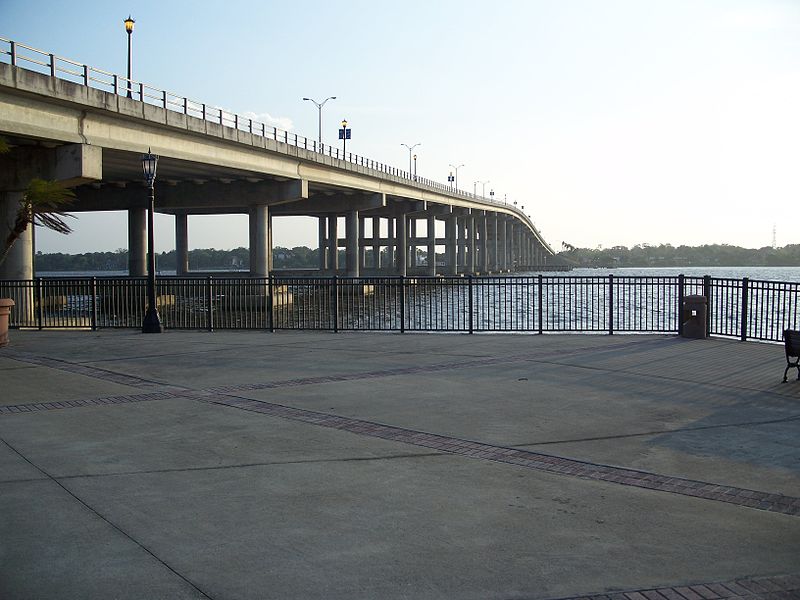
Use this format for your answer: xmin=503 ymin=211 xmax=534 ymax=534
xmin=681 ymin=295 xmax=707 ymax=339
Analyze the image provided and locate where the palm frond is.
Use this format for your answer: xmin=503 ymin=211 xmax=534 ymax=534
xmin=0 ymin=178 xmax=76 ymax=267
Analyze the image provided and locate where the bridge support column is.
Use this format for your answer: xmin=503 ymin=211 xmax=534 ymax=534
xmin=358 ymin=216 xmax=366 ymax=273
xmin=175 ymin=213 xmax=189 ymax=275
xmin=458 ymin=217 xmax=466 ymax=274
xmin=408 ymin=218 xmax=416 ymax=269
xmin=128 ymin=207 xmax=147 ymax=277
xmin=318 ymin=217 xmax=327 ymax=271
xmin=372 ymin=217 xmax=380 ymax=269
xmin=0 ymin=192 xmax=32 ymax=280
xmin=490 ymin=216 xmax=499 ymax=273
xmin=468 ymin=215 xmax=476 ymax=275
xmin=372 ymin=217 xmax=381 ymax=269
xmin=511 ymin=226 xmax=518 ymax=271
xmin=345 ymin=210 xmax=359 ymax=277
xmin=445 ymin=216 xmax=457 ymax=276
xmin=396 ymin=213 xmax=408 ymax=276
xmin=249 ymin=204 xmax=272 ymax=277
xmin=327 ymin=215 xmax=338 ymax=274
xmin=426 ymin=214 xmax=436 ymax=276
xmin=479 ymin=213 xmax=489 ymax=274
xmin=500 ymin=219 xmax=508 ymax=272
xmin=386 ymin=217 xmax=395 ymax=273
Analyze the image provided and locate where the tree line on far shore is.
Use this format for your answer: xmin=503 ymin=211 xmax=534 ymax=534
xmin=556 ymin=243 xmax=800 ymax=268
xmin=35 ymin=246 xmax=320 ymax=271
xmin=33 ymin=242 xmax=800 ymax=271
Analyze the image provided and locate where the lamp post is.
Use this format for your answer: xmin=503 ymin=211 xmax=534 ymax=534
xmin=490 ymin=189 xmax=495 ymax=202
xmin=401 ymin=143 xmax=420 ymax=177
xmin=413 ymin=154 xmax=417 ymax=181
xmin=449 ymin=163 xmax=464 ymax=190
xmin=124 ymin=16 xmax=135 ymax=99
xmin=302 ymin=96 xmax=336 ymax=145
xmin=141 ymin=148 xmax=162 ymax=333
xmin=339 ymin=119 xmax=351 ymax=156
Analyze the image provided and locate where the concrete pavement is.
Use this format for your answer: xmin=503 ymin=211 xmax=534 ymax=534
xmin=0 ymin=330 xmax=798 ymax=599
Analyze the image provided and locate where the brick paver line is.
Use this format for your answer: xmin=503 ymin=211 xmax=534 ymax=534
xmin=550 ymin=573 xmax=800 ymax=600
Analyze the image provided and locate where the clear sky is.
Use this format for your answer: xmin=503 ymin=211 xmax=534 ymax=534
xmin=3 ymin=0 xmax=799 ymax=253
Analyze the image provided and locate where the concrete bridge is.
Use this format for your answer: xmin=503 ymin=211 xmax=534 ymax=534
xmin=0 ymin=38 xmax=555 ymax=280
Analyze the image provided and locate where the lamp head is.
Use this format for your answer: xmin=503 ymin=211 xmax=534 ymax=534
xmin=341 ymin=119 xmax=348 ymax=129
xmin=413 ymin=154 xmax=417 ymax=160
xmin=124 ymin=16 xmax=135 ymax=34
xmin=141 ymin=148 xmax=159 ymax=185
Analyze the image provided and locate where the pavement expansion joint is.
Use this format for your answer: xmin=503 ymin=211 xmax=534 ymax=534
xmin=513 ymin=414 xmax=800 ymax=448
xmin=50 ymin=451 xmax=448 ymax=481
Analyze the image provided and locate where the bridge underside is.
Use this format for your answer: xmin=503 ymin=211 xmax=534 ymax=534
xmin=0 ymin=140 xmax=549 ymax=279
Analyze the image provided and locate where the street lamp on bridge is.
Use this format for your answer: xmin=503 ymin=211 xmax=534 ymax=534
xmin=449 ymin=164 xmax=464 ymax=190
xmin=123 ymin=15 xmax=135 ymax=99
xmin=302 ymin=96 xmax=336 ymax=145
xmin=401 ymin=143 xmax=420 ymax=178
xmin=141 ymin=148 xmax=162 ymax=334
xmin=473 ymin=180 xmax=489 ymax=197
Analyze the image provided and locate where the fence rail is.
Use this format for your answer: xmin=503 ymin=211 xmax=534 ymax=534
xmin=1 ymin=275 xmax=797 ymax=342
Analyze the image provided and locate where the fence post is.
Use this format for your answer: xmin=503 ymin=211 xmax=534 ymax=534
xmin=538 ymin=274 xmax=543 ymax=334
xmin=468 ymin=275 xmax=474 ymax=334
xmin=268 ymin=273 xmax=274 ymax=333
xmin=90 ymin=277 xmax=98 ymax=331
xmin=740 ymin=277 xmax=749 ymax=341
xmin=677 ymin=274 xmax=684 ymax=336
xmin=9 ymin=41 xmax=16 ymax=66
xmin=36 ymin=278 xmax=43 ymax=330
xmin=703 ymin=275 xmax=711 ymax=337
xmin=332 ymin=275 xmax=339 ymax=333
xmin=608 ymin=274 xmax=614 ymax=335
xmin=399 ymin=275 xmax=406 ymax=333
xmin=207 ymin=276 xmax=213 ymax=332
xmin=49 ymin=54 xmax=56 ymax=77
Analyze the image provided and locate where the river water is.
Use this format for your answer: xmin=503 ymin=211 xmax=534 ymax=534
xmin=33 ymin=266 xmax=800 ymax=283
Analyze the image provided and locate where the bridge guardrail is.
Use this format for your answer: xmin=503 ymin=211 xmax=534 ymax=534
xmin=0 ymin=36 xmax=551 ymax=253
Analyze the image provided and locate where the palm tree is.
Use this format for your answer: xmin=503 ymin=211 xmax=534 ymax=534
xmin=0 ymin=137 xmax=75 ymax=266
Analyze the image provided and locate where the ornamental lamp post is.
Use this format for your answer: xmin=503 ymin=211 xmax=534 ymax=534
xmin=124 ymin=15 xmax=135 ymax=99
xmin=302 ymin=96 xmax=336 ymax=145
xmin=339 ymin=119 xmax=351 ymax=156
xmin=413 ymin=154 xmax=417 ymax=181
xmin=401 ymin=143 xmax=420 ymax=177
xmin=141 ymin=148 xmax=162 ymax=333
xmin=490 ymin=189 xmax=495 ymax=202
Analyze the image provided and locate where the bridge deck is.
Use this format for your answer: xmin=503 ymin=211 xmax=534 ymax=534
xmin=1 ymin=330 xmax=798 ymax=599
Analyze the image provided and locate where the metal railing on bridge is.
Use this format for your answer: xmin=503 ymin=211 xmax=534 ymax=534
xmin=1 ymin=275 xmax=797 ymax=343
xmin=0 ymin=36 xmax=548 ymax=249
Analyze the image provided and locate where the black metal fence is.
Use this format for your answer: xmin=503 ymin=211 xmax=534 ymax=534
xmin=1 ymin=275 xmax=798 ymax=342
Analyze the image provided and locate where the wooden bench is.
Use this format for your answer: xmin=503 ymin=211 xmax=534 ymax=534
xmin=783 ymin=329 xmax=800 ymax=383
